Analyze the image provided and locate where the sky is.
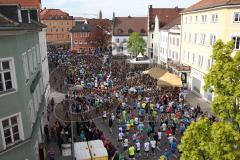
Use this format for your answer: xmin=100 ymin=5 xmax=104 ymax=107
xmin=42 ymin=0 xmax=199 ymax=19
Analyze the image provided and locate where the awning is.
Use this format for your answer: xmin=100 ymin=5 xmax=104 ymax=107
xmin=158 ymin=72 xmax=183 ymax=87
xmin=128 ymin=58 xmax=151 ymax=64
xmin=143 ymin=67 xmax=182 ymax=87
xmin=142 ymin=67 xmax=166 ymax=79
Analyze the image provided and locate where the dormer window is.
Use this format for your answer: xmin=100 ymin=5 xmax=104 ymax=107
xmin=128 ymin=28 xmax=133 ymax=34
xmin=49 ymin=15 xmax=52 ymax=20
xmin=118 ymin=29 xmax=123 ymax=34
xmin=55 ymin=15 xmax=58 ymax=20
xmin=151 ymin=24 xmax=155 ymax=30
xmin=61 ymin=15 xmax=64 ymax=20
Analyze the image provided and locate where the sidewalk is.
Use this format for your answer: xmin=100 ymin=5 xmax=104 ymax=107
xmin=185 ymin=91 xmax=212 ymax=114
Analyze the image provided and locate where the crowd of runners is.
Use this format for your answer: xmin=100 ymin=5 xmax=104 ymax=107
xmin=47 ymin=51 xmax=212 ymax=160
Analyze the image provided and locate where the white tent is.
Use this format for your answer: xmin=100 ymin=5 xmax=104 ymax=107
xmin=137 ymin=52 xmax=144 ymax=58
xmin=74 ymin=142 xmax=91 ymax=160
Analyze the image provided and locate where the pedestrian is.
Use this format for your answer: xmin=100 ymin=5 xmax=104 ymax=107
xmin=150 ymin=138 xmax=156 ymax=155
xmin=108 ymin=116 xmax=113 ymax=133
xmin=123 ymin=138 xmax=129 ymax=151
xmin=144 ymin=141 xmax=150 ymax=157
xmin=128 ymin=145 xmax=135 ymax=160
xmin=136 ymin=140 xmax=141 ymax=156
xmin=48 ymin=148 xmax=55 ymax=160
xmin=44 ymin=124 xmax=49 ymax=142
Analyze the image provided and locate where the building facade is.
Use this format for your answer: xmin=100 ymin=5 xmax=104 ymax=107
xmin=70 ymin=21 xmax=96 ymax=53
xmin=0 ymin=3 xmax=49 ymax=160
xmin=147 ymin=5 xmax=183 ymax=58
xmin=112 ymin=16 xmax=148 ymax=55
xmin=40 ymin=8 xmax=75 ymax=49
xmin=180 ymin=0 xmax=240 ymax=101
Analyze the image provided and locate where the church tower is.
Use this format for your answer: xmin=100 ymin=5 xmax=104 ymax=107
xmin=98 ymin=10 xmax=103 ymax=19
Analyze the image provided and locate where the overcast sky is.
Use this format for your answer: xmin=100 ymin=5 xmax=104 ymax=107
xmin=42 ymin=0 xmax=199 ymax=18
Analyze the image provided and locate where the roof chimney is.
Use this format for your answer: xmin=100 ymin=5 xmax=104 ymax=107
xmin=128 ymin=15 xmax=131 ymax=18
xmin=175 ymin=6 xmax=179 ymax=11
xmin=149 ymin=5 xmax=152 ymax=9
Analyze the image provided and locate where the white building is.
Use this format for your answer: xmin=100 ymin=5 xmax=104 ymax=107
xmin=112 ymin=16 xmax=148 ymax=55
xmin=147 ymin=5 xmax=183 ymax=59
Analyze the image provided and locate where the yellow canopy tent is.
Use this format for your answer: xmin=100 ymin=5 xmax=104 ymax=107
xmin=143 ymin=67 xmax=183 ymax=87
xmin=158 ymin=72 xmax=183 ymax=87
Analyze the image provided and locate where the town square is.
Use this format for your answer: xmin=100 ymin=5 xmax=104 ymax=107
xmin=0 ymin=0 xmax=239 ymax=160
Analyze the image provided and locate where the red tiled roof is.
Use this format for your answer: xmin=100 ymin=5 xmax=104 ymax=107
xmin=149 ymin=8 xmax=183 ymax=30
xmin=161 ymin=17 xmax=181 ymax=30
xmin=87 ymin=18 xmax=112 ymax=32
xmin=40 ymin=8 xmax=73 ymax=20
xmin=0 ymin=0 xmax=41 ymax=9
xmin=113 ymin=16 xmax=148 ymax=36
xmin=182 ymin=0 xmax=240 ymax=13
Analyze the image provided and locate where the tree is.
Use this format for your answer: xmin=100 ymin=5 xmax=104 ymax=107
xmin=204 ymin=40 xmax=240 ymax=126
xmin=179 ymin=40 xmax=240 ymax=160
xmin=179 ymin=118 xmax=211 ymax=160
xmin=86 ymin=19 xmax=112 ymax=51
xmin=128 ymin=32 xmax=147 ymax=56
xmin=179 ymin=118 xmax=240 ymax=160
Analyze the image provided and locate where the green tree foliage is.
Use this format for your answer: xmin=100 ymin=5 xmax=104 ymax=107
xmin=204 ymin=40 xmax=240 ymax=124
xmin=128 ymin=32 xmax=146 ymax=56
xmin=179 ymin=118 xmax=240 ymax=160
xmin=179 ymin=40 xmax=240 ymax=160
xmin=179 ymin=118 xmax=211 ymax=160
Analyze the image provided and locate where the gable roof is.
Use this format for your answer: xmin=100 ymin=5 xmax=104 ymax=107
xmin=149 ymin=7 xmax=183 ymax=31
xmin=0 ymin=0 xmax=41 ymax=9
xmin=113 ymin=16 xmax=148 ymax=36
xmin=161 ymin=17 xmax=181 ymax=30
xmin=40 ymin=8 xmax=73 ymax=20
xmin=182 ymin=0 xmax=240 ymax=13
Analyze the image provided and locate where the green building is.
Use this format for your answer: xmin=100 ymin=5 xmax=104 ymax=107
xmin=0 ymin=4 xmax=49 ymax=160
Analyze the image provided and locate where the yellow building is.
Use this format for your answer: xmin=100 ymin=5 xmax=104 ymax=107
xmin=180 ymin=0 xmax=240 ymax=101
xmin=40 ymin=8 xmax=75 ymax=49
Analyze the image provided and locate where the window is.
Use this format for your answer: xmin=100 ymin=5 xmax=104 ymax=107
xmin=173 ymin=38 xmax=175 ymax=45
xmin=207 ymin=58 xmax=212 ymax=69
xmin=62 ymin=28 xmax=64 ymax=32
xmin=22 ymin=53 xmax=29 ymax=81
xmin=194 ymin=33 xmax=197 ymax=44
xmin=50 ymin=28 xmax=52 ymax=32
xmin=184 ymin=32 xmax=187 ymax=42
xmin=67 ymin=28 xmax=69 ymax=31
xmin=210 ymin=34 xmax=216 ymax=46
xmin=0 ymin=113 xmax=24 ymax=149
xmin=185 ymin=17 xmax=188 ymax=24
xmin=36 ymin=44 xmax=41 ymax=64
xmin=56 ymin=28 xmax=58 ymax=32
xmin=195 ymin=16 xmax=198 ymax=23
xmin=176 ymin=38 xmax=179 ymax=46
xmin=169 ymin=50 xmax=172 ymax=58
xmin=183 ymin=51 xmax=186 ymax=61
xmin=232 ymin=36 xmax=240 ymax=49
xmin=0 ymin=58 xmax=16 ymax=93
xmin=187 ymin=52 xmax=190 ymax=62
xmin=192 ymin=53 xmax=195 ymax=64
xmin=49 ymin=15 xmax=52 ymax=20
xmin=28 ymin=99 xmax=35 ymax=125
xmin=27 ymin=49 xmax=34 ymax=75
xmin=189 ymin=16 xmax=192 ymax=24
xmin=198 ymin=55 xmax=201 ymax=67
xmin=233 ymin=12 xmax=240 ymax=22
xmin=116 ymin=38 xmax=119 ymax=43
xmin=200 ymin=33 xmax=206 ymax=45
xmin=176 ymin=52 xmax=178 ymax=60
xmin=188 ymin=33 xmax=192 ymax=43
xmin=152 ymin=34 xmax=154 ymax=39
xmin=211 ymin=14 xmax=218 ymax=23
xmin=201 ymin=15 xmax=207 ymax=23
xmin=32 ymin=47 xmax=37 ymax=70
